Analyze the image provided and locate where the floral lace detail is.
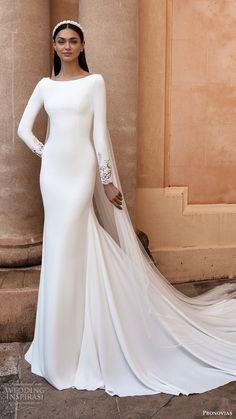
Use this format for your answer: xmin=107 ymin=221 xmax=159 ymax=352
xmin=32 ymin=137 xmax=44 ymax=158
xmin=99 ymin=158 xmax=112 ymax=184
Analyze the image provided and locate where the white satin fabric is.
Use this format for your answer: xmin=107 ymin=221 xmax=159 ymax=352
xmin=18 ymin=74 xmax=236 ymax=397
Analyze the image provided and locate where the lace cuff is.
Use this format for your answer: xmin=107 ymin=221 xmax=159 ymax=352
xmin=32 ymin=137 xmax=44 ymax=158
xmin=98 ymin=153 xmax=113 ymax=184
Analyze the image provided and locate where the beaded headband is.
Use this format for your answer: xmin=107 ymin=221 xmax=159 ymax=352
xmin=52 ymin=20 xmax=84 ymax=38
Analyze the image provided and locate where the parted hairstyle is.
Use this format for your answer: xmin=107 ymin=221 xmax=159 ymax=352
xmin=52 ymin=22 xmax=89 ymax=76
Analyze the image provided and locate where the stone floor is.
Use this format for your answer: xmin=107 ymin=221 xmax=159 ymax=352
xmin=0 ymin=278 xmax=236 ymax=419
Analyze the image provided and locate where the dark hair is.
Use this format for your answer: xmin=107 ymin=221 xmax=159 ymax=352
xmin=52 ymin=23 xmax=89 ymax=76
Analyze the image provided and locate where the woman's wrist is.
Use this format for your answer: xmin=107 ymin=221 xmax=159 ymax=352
xmin=103 ymin=181 xmax=113 ymax=186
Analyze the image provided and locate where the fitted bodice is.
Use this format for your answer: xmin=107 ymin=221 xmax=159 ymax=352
xmin=17 ymin=73 xmax=113 ymax=184
xmin=43 ymin=77 xmax=95 ymax=143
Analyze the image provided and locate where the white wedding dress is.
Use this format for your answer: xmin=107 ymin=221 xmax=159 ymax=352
xmin=17 ymin=73 xmax=236 ymax=397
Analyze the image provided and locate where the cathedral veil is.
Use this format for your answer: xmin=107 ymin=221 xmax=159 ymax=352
xmin=92 ymin=125 xmax=236 ymax=307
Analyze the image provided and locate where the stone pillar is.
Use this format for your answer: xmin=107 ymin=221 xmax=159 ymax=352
xmin=0 ymin=1 xmax=51 ymax=342
xmin=0 ymin=0 xmax=51 ymax=267
xmin=78 ymin=0 xmax=138 ymax=220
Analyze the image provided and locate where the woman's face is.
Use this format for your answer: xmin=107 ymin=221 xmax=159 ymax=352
xmin=53 ymin=28 xmax=84 ymax=62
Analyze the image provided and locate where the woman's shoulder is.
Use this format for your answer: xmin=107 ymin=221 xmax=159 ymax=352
xmin=34 ymin=77 xmax=49 ymax=88
xmin=92 ymin=73 xmax=106 ymax=86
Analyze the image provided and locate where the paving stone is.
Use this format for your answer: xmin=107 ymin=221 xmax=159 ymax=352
xmin=152 ymin=381 xmax=236 ymax=419
xmin=112 ymin=393 xmax=173 ymax=418
xmin=193 ymin=278 xmax=236 ymax=296
xmin=0 ymin=343 xmax=22 ymax=377
xmin=173 ymin=282 xmax=199 ymax=297
xmin=0 ymin=375 xmax=19 ymax=419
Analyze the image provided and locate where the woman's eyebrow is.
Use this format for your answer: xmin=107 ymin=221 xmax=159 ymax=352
xmin=57 ymin=37 xmax=79 ymax=40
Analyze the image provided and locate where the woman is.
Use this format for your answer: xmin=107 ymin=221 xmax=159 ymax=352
xmin=17 ymin=20 xmax=236 ymax=397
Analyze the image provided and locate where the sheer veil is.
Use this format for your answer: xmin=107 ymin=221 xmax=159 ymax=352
xmin=45 ymin=71 xmax=236 ymax=315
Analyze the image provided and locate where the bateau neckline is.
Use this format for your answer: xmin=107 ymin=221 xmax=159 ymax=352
xmin=47 ymin=74 xmax=96 ymax=83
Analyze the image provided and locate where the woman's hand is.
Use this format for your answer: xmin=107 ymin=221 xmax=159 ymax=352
xmin=103 ymin=182 xmax=123 ymax=210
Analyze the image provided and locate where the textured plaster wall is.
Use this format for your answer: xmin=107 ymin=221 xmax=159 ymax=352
xmin=169 ymin=0 xmax=236 ymax=204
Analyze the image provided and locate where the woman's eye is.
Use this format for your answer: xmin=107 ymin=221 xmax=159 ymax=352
xmin=56 ymin=39 xmax=78 ymax=45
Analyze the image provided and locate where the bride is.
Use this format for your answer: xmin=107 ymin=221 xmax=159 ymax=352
xmin=17 ymin=20 xmax=236 ymax=397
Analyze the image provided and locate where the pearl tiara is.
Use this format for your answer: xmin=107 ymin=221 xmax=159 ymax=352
xmin=52 ymin=20 xmax=84 ymax=37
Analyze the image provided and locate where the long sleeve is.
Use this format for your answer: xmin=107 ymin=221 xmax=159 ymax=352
xmin=92 ymin=74 xmax=113 ymax=185
xmin=17 ymin=80 xmax=45 ymax=158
